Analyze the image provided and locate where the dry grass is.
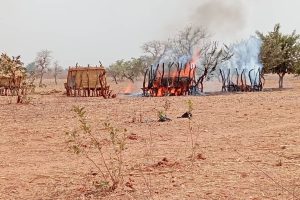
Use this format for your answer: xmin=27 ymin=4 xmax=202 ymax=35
xmin=0 ymin=75 xmax=299 ymax=199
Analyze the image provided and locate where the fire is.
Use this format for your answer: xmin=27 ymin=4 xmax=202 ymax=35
xmin=142 ymin=49 xmax=201 ymax=97
xmin=142 ymin=61 xmax=197 ymax=97
xmin=123 ymin=82 xmax=134 ymax=94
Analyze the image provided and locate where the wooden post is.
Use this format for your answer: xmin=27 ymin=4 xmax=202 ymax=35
xmin=87 ymin=68 xmax=90 ymax=97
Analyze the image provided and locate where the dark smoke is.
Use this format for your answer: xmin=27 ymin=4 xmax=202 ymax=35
xmin=190 ymin=0 xmax=246 ymax=35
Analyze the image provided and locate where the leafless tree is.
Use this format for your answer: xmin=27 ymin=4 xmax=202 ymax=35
xmin=170 ymin=26 xmax=209 ymax=58
xmin=142 ymin=40 xmax=168 ymax=63
xmin=196 ymin=42 xmax=233 ymax=92
xmin=53 ymin=61 xmax=63 ymax=85
xmin=35 ymin=50 xmax=52 ymax=87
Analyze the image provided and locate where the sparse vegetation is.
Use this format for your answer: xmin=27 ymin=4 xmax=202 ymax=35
xmin=66 ymin=106 xmax=127 ymax=194
xmin=1 ymin=10 xmax=300 ymax=200
xmin=52 ymin=61 xmax=63 ymax=85
xmin=186 ymin=99 xmax=193 ymax=119
xmin=1 ymin=75 xmax=299 ymax=199
xmin=186 ymin=99 xmax=197 ymax=161
xmin=25 ymin=62 xmax=37 ymax=93
xmin=0 ymin=53 xmax=27 ymax=103
xmin=17 ymin=94 xmax=33 ymax=104
xmin=108 ymin=58 xmax=147 ymax=83
xmin=158 ymin=99 xmax=171 ymax=122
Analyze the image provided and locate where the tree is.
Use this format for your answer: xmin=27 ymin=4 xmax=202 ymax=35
xmin=119 ymin=59 xmax=139 ymax=83
xmin=0 ymin=54 xmax=26 ymax=80
xmin=0 ymin=54 xmax=26 ymax=100
xmin=127 ymin=57 xmax=148 ymax=80
xmin=138 ymin=55 xmax=153 ymax=74
xmin=170 ymin=26 xmax=209 ymax=58
xmin=296 ymin=65 xmax=300 ymax=75
xmin=35 ymin=50 xmax=52 ymax=87
xmin=52 ymin=61 xmax=63 ymax=85
xmin=141 ymin=26 xmax=233 ymax=92
xmin=107 ymin=60 xmax=125 ymax=84
xmin=257 ymin=24 xmax=300 ymax=88
xmin=196 ymin=42 xmax=233 ymax=92
xmin=108 ymin=58 xmax=146 ymax=83
xmin=26 ymin=62 xmax=37 ymax=85
xmin=163 ymin=26 xmax=230 ymax=92
xmin=142 ymin=40 xmax=167 ymax=64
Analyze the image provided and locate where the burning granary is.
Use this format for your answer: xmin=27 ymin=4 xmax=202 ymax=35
xmin=142 ymin=62 xmax=198 ymax=97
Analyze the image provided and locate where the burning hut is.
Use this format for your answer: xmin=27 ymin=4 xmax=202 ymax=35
xmin=142 ymin=62 xmax=197 ymax=97
xmin=65 ymin=65 xmax=114 ymax=98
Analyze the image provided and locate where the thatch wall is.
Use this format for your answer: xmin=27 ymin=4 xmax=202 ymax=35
xmin=66 ymin=67 xmax=106 ymax=89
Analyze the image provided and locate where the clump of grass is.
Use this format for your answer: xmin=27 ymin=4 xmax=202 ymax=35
xmin=66 ymin=106 xmax=127 ymax=193
xmin=17 ymin=94 xmax=33 ymax=104
xmin=185 ymin=99 xmax=197 ymax=161
xmin=158 ymin=99 xmax=171 ymax=122
xmin=186 ymin=99 xmax=193 ymax=119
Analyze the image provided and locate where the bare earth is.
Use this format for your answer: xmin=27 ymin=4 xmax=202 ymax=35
xmin=0 ymin=75 xmax=299 ymax=200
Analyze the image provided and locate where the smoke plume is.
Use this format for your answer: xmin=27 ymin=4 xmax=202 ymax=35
xmin=190 ymin=0 xmax=246 ymax=36
xmin=221 ymin=36 xmax=263 ymax=84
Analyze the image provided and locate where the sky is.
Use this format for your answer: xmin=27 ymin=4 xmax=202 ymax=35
xmin=0 ymin=0 xmax=299 ymax=67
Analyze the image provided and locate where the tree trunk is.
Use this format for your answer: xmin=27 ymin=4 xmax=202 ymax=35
xmin=278 ymin=73 xmax=285 ymax=89
xmin=39 ymin=73 xmax=44 ymax=87
xmin=54 ymin=75 xmax=57 ymax=85
xmin=200 ymin=81 xmax=204 ymax=93
xmin=113 ymin=76 xmax=118 ymax=84
xmin=128 ymin=77 xmax=134 ymax=83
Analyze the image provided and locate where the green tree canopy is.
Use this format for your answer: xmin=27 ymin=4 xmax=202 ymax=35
xmin=108 ymin=58 xmax=147 ymax=83
xmin=257 ymin=24 xmax=300 ymax=88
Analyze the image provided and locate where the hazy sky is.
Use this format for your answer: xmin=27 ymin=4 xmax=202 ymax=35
xmin=0 ymin=0 xmax=299 ymax=67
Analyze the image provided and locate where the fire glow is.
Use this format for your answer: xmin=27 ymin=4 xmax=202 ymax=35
xmin=123 ymin=82 xmax=134 ymax=94
xmin=142 ymin=61 xmax=197 ymax=97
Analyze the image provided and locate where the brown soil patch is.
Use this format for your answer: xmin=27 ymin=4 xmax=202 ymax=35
xmin=0 ymin=75 xmax=299 ymax=199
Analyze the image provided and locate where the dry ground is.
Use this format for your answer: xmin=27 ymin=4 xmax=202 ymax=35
xmin=0 ymin=75 xmax=299 ymax=200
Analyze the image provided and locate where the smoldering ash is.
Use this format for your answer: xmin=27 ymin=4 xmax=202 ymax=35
xmin=220 ymin=36 xmax=264 ymax=92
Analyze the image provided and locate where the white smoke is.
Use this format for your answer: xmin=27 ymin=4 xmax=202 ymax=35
xmin=157 ymin=49 xmax=192 ymax=68
xmin=220 ymin=36 xmax=263 ymax=85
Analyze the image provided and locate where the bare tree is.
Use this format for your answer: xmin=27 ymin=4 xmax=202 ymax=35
xmin=35 ymin=50 xmax=52 ymax=87
xmin=169 ymin=26 xmax=232 ymax=92
xmin=171 ymin=26 xmax=209 ymax=58
xmin=53 ymin=61 xmax=63 ymax=85
xmin=196 ymin=42 xmax=233 ymax=92
xmin=142 ymin=40 xmax=168 ymax=63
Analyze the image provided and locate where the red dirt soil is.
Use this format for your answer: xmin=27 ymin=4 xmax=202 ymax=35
xmin=0 ymin=75 xmax=299 ymax=199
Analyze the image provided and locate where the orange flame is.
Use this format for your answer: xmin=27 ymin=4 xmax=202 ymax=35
xmin=150 ymin=64 xmax=196 ymax=97
xmin=123 ymin=83 xmax=134 ymax=94
xmin=144 ymin=50 xmax=201 ymax=97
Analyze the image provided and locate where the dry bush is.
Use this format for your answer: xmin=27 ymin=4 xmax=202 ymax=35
xmin=66 ymin=106 xmax=127 ymax=195
xmin=158 ymin=99 xmax=171 ymax=122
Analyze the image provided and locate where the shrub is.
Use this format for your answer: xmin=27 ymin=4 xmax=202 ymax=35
xmin=66 ymin=106 xmax=127 ymax=193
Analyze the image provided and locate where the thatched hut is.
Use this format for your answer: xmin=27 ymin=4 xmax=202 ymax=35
xmin=0 ymin=71 xmax=25 ymax=96
xmin=65 ymin=66 xmax=114 ymax=98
